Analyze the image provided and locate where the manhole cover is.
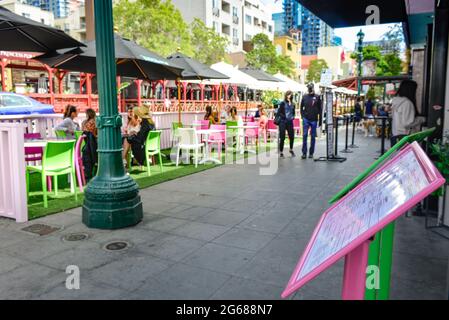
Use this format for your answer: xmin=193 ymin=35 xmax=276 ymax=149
xmin=62 ymin=233 xmax=90 ymax=242
xmin=104 ymin=241 xmax=130 ymax=252
xmin=22 ymin=224 xmax=60 ymax=236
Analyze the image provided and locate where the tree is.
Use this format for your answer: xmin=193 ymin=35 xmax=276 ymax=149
xmin=377 ymin=53 xmax=403 ymax=76
xmin=114 ymin=0 xmax=193 ymax=57
xmin=273 ymin=55 xmax=295 ymax=78
xmin=306 ymin=59 xmax=329 ymax=83
xmin=190 ymin=19 xmax=228 ymax=65
xmin=246 ymin=33 xmax=296 ymax=76
xmin=382 ymin=23 xmax=404 ymax=54
xmin=350 ymin=45 xmax=403 ymax=76
xmin=246 ymin=34 xmax=278 ymax=71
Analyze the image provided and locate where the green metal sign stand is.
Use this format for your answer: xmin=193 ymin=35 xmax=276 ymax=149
xmin=82 ymin=0 xmax=143 ymax=229
xmin=328 ymin=128 xmax=435 ymax=300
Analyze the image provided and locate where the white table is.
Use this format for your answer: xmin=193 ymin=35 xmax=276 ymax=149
xmin=24 ymin=140 xmax=48 ymax=148
xmin=228 ymin=125 xmax=259 ymax=154
xmin=195 ymin=129 xmax=225 ymax=164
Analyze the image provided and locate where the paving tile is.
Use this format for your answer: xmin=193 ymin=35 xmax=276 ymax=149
xmin=196 ymin=209 xmax=251 ymax=227
xmin=138 ymin=216 xmax=189 ymax=232
xmin=161 ymin=206 xmax=215 ymax=221
xmin=182 ymin=243 xmax=256 ymax=275
xmin=36 ymin=280 xmax=128 ymax=300
xmin=210 ymin=277 xmax=284 ymax=300
xmin=39 ymin=241 xmax=128 ymax=271
xmin=133 ymin=263 xmax=231 ymax=300
xmin=170 ymin=221 xmax=230 ymax=241
xmin=136 ymin=234 xmax=205 ymax=262
xmin=89 ymin=254 xmax=173 ymax=291
xmin=213 ymin=228 xmax=276 ymax=251
xmin=0 ymin=264 xmax=64 ymax=299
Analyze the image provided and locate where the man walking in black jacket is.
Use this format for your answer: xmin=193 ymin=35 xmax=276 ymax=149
xmin=301 ymin=83 xmax=322 ymax=159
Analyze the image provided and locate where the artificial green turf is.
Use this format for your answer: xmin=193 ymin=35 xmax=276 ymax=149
xmin=27 ymin=143 xmax=273 ymax=220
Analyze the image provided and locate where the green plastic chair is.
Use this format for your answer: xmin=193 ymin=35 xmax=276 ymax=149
xmin=75 ymin=131 xmax=83 ymax=140
xmin=55 ymin=130 xmax=67 ymax=139
xmin=26 ymin=140 xmax=77 ymax=208
xmin=226 ymin=120 xmax=238 ymax=145
xmin=145 ymin=130 xmax=163 ymax=176
xmin=171 ymin=122 xmax=183 ymax=147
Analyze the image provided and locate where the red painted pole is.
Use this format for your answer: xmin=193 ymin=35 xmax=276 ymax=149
xmin=0 ymin=59 xmax=7 ymax=91
xmin=136 ymin=79 xmax=142 ymax=106
xmin=86 ymin=73 xmax=92 ymax=110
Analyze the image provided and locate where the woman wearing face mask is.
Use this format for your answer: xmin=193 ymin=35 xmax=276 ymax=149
xmin=277 ymin=91 xmax=296 ymax=158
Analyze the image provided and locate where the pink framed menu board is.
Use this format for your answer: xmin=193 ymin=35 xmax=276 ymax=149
xmin=282 ymin=142 xmax=445 ymax=299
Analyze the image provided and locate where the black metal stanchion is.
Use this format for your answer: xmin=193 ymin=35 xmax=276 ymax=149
xmin=350 ymin=113 xmax=359 ymax=148
xmin=341 ymin=115 xmax=353 ymax=154
xmin=334 ymin=116 xmax=340 ymax=156
xmin=375 ymin=116 xmax=388 ymax=159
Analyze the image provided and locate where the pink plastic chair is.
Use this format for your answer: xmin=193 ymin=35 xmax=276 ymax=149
xmin=267 ymin=119 xmax=278 ymax=142
xmin=25 ymin=133 xmax=53 ymax=191
xmin=200 ymin=120 xmax=210 ymax=130
xmin=208 ymin=124 xmax=226 ymax=159
xmin=293 ymin=118 xmax=301 ymax=137
xmin=74 ymin=135 xmax=87 ymax=192
xmin=245 ymin=122 xmax=259 ymax=147
xmin=243 ymin=116 xmax=255 ymax=123
xmin=24 ymin=133 xmax=43 ymax=162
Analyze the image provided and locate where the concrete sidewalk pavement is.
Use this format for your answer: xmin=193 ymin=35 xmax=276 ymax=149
xmin=0 ymin=133 xmax=448 ymax=300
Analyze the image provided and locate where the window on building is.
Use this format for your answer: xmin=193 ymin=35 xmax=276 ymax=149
xmin=232 ymin=6 xmax=238 ymax=17
xmin=222 ymin=1 xmax=230 ymax=13
xmin=287 ymin=42 xmax=292 ymax=51
xmin=245 ymin=14 xmax=252 ymax=24
xmin=212 ymin=0 xmax=219 ymax=9
xmin=268 ymin=25 xmax=273 ymax=33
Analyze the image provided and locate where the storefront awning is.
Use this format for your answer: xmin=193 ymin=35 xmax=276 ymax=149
xmin=295 ymin=0 xmax=408 ymax=28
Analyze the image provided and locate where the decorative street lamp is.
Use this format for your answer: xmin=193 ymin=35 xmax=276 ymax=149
xmin=82 ymin=0 xmax=143 ymax=229
xmin=357 ymin=29 xmax=365 ymax=96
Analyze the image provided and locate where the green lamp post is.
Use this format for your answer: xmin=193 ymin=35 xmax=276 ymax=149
xmin=357 ymin=29 xmax=365 ymax=96
xmin=82 ymin=0 xmax=143 ymax=229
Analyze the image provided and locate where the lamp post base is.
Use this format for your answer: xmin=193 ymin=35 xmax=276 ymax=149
xmin=82 ymin=175 xmax=143 ymax=230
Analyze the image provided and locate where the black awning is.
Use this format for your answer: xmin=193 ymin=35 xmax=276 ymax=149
xmin=296 ymin=0 xmax=408 ymax=28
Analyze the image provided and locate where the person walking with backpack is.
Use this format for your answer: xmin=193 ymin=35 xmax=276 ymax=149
xmin=300 ymin=83 xmax=322 ymax=159
xmin=277 ymin=91 xmax=296 ymax=158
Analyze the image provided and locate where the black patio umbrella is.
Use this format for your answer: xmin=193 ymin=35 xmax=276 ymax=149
xmin=36 ymin=34 xmax=184 ymax=80
xmin=166 ymin=52 xmax=229 ymax=80
xmin=0 ymin=6 xmax=85 ymax=52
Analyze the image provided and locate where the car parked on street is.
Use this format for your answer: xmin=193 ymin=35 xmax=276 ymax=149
xmin=0 ymin=92 xmax=54 ymax=115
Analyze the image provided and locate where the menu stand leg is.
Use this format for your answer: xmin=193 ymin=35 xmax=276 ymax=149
xmin=342 ymin=240 xmax=370 ymax=300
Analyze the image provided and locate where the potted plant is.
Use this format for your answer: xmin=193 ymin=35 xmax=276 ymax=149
xmin=430 ymin=138 xmax=449 ymax=227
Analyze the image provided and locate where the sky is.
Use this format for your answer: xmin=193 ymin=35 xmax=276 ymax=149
xmin=261 ymin=0 xmax=398 ymax=51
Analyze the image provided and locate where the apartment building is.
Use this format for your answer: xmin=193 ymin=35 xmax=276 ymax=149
xmin=54 ymin=3 xmax=86 ymax=41
xmin=171 ymin=0 xmax=274 ymax=53
xmin=0 ymin=0 xmax=54 ymax=26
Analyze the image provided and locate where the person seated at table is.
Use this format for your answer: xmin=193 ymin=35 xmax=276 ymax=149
xmin=220 ymin=105 xmax=230 ymax=123
xmin=254 ymin=104 xmax=264 ymax=119
xmin=81 ymin=108 xmax=97 ymax=137
xmin=228 ymin=106 xmax=241 ymax=123
xmin=204 ymin=106 xmax=217 ymax=125
xmin=126 ymin=106 xmax=141 ymax=136
xmin=123 ymin=106 xmax=155 ymax=168
xmin=55 ymin=105 xmax=80 ymax=137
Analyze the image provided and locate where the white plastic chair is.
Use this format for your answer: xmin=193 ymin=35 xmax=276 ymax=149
xmin=176 ymin=128 xmax=204 ymax=168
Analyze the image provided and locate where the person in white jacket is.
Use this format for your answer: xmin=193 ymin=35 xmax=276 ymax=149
xmin=390 ymin=80 xmax=424 ymax=146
